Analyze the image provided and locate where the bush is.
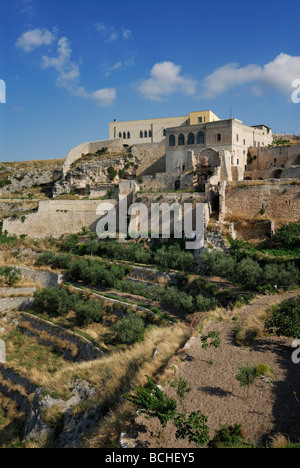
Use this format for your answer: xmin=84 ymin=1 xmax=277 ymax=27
xmin=0 ymin=267 xmax=21 ymax=286
xmin=107 ymin=166 xmax=117 ymax=181
xmin=266 ymin=297 xmax=300 ymax=338
xmin=75 ymin=300 xmax=103 ymax=326
xmin=112 ymin=311 xmax=145 ymax=344
xmin=32 ymin=288 xmax=77 ymax=317
xmin=209 ymin=423 xmax=246 ymax=448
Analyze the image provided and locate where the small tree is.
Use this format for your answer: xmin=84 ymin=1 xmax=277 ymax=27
xmin=174 ymin=411 xmax=210 ymax=447
xmin=200 ymin=331 xmax=221 ymax=363
xmin=124 ymin=376 xmax=177 ymax=430
xmin=266 ymin=297 xmax=300 ymax=338
xmin=170 ymin=377 xmax=191 ymax=411
xmin=107 ymin=166 xmax=117 ymax=181
xmin=236 ymin=364 xmax=257 ymax=399
xmin=112 ymin=311 xmax=145 ymax=344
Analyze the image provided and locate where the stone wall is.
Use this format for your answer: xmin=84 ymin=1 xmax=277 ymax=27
xmin=13 ymin=266 xmax=64 ymax=288
xmin=0 ymin=297 xmax=33 ymax=312
xmin=225 ymin=182 xmax=300 ymax=224
xmin=18 ymin=312 xmax=103 ymax=362
xmin=3 ymin=200 xmax=117 ymax=239
xmin=62 ymin=139 xmax=125 ymax=177
xmin=130 ymin=143 xmax=166 ymax=177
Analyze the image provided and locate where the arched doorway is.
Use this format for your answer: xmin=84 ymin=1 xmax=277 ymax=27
xmin=270 ymin=169 xmax=282 ymax=179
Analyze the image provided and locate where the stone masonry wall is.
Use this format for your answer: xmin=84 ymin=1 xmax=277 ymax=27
xmin=226 ymin=183 xmax=300 ymax=224
xmin=3 ymin=200 xmax=117 ymax=239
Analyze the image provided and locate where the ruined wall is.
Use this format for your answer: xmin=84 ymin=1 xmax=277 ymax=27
xmin=138 ymin=173 xmax=180 ymax=193
xmin=3 ymin=200 xmax=117 ymax=239
xmin=247 ymin=143 xmax=300 ymax=176
xmin=62 ymin=139 xmax=125 ymax=177
xmin=130 ymin=143 xmax=166 ymax=177
xmin=226 ymin=182 xmax=300 ymax=223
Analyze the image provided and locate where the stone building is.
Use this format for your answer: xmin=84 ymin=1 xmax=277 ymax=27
xmin=165 ymin=118 xmax=273 ymax=175
xmin=109 ymin=110 xmax=220 ymax=145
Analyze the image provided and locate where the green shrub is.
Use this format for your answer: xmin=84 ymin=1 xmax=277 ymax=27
xmin=107 ymin=166 xmax=117 ymax=181
xmin=209 ymin=423 xmax=246 ymax=448
xmin=112 ymin=311 xmax=145 ymax=344
xmin=266 ymin=297 xmax=300 ymax=338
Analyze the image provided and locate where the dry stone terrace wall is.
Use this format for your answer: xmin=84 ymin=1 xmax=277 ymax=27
xmin=226 ymin=182 xmax=300 ymax=223
xmin=18 ymin=312 xmax=103 ymax=362
xmin=12 ymin=266 xmax=64 ymax=288
xmin=2 ymin=200 xmax=117 ymax=239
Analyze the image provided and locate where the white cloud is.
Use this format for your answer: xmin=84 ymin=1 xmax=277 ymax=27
xmin=95 ymin=23 xmax=132 ymax=42
xmin=76 ymin=86 xmax=116 ymax=106
xmin=103 ymin=54 xmax=135 ymax=77
xmin=91 ymin=88 xmax=116 ymax=106
xmin=42 ymin=37 xmax=80 ymax=90
xmin=201 ymin=53 xmax=300 ymax=99
xmin=16 ymin=28 xmax=56 ymax=52
xmin=138 ymin=62 xmax=197 ymax=101
xmin=16 ymin=27 xmax=117 ymax=106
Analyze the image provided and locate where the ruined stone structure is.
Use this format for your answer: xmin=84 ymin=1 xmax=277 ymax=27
xmin=3 ymin=110 xmax=300 ymax=240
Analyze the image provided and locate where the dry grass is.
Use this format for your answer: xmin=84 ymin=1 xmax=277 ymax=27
xmin=82 ymin=323 xmax=191 ymax=448
xmin=269 ymin=433 xmax=291 ymax=448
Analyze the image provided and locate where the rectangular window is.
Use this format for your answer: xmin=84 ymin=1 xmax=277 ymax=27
xmin=236 ymin=134 xmax=239 ymax=142
xmin=237 ymin=159 xmax=239 ymax=165
xmin=198 ymin=117 xmax=203 ymax=123
xmin=217 ymin=134 xmax=221 ymax=142
xmin=243 ymin=139 xmax=246 ymax=145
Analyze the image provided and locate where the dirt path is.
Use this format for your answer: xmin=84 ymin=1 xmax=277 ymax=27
xmin=126 ymin=291 xmax=300 ymax=448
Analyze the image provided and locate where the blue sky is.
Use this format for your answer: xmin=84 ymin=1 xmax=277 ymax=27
xmin=0 ymin=0 xmax=300 ymax=162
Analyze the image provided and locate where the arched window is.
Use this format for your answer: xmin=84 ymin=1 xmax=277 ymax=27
xmin=144 ymin=131 xmax=148 ymax=138
xmin=123 ymin=132 xmax=126 ymax=139
xmin=169 ymin=135 xmax=175 ymax=147
xmin=163 ymin=129 xmax=166 ymax=137
xmin=149 ymin=130 xmax=152 ymax=138
xmin=140 ymin=131 xmax=143 ymax=138
xmin=197 ymin=131 xmax=205 ymax=144
xmin=178 ymin=134 xmax=185 ymax=146
xmin=187 ymin=133 xmax=195 ymax=145
xmin=119 ymin=132 xmax=122 ymax=138
xmin=127 ymin=132 xmax=130 ymax=139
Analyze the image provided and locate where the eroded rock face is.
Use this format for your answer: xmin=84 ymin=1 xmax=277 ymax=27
xmin=25 ymin=380 xmax=101 ymax=448
xmin=0 ymin=170 xmax=61 ymax=196
xmin=53 ymin=154 xmax=142 ymax=197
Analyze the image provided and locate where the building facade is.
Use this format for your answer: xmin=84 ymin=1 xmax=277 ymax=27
xmin=109 ymin=111 xmax=220 ymax=145
xmin=165 ymin=119 xmax=273 ymax=173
